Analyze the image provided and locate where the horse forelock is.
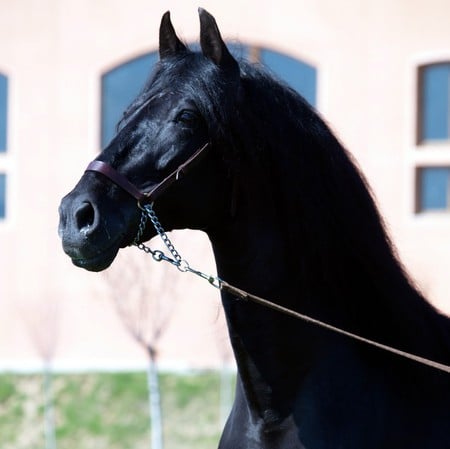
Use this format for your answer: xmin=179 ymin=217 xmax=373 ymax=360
xmin=116 ymin=50 xmax=240 ymax=143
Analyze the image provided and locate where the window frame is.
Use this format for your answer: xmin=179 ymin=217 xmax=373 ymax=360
xmin=412 ymin=59 xmax=450 ymax=217
xmin=417 ymin=63 xmax=450 ymax=145
xmin=0 ymin=71 xmax=8 ymax=223
xmin=415 ymin=165 xmax=450 ymax=213
xmin=0 ymin=73 xmax=7 ymax=153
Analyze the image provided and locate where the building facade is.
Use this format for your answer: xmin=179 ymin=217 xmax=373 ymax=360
xmin=1 ymin=0 xmax=449 ymax=371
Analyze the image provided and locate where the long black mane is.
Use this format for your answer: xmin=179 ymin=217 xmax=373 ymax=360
xmin=232 ymin=62 xmax=450 ymax=356
xmin=120 ymin=49 xmax=450 ymax=368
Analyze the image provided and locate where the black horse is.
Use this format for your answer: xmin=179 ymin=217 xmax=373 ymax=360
xmin=59 ymin=9 xmax=450 ymax=449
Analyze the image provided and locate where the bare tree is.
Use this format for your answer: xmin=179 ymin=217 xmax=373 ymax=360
xmin=103 ymin=247 xmax=178 ymax=449
xmin=21 ymin=291 xmax=59 ymax=449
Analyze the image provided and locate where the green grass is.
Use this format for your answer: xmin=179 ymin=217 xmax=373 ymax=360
xmin=0 ymin=370 xmax=235 ymax=449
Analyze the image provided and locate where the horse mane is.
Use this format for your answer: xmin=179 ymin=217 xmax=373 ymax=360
xmin=230 ymin=61 xmax=450 ymax=364
xmin=120 ymin=50 xmax=450 ymax=363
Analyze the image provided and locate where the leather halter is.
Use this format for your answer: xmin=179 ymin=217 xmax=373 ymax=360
xmin=83 ymin=141 xmax=450 ymax=375
xmin=85 ymin=142 xmax=210 ymax=205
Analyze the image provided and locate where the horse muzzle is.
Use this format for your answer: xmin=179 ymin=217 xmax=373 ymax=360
xmin=58 ymin=189 xmax=129 ymax=272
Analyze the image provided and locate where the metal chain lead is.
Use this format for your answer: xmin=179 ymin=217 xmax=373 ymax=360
xmin=130 ymin=205 xmax=179 ymax=266
xmin=132 ymin=203 xmax=221 ymax=288
xmin=129 ymin=204 xmax=450 ymax=374
xmin=132 ymin=207 xmax=148 ymax=246
xmin=141 ymin=203 xmax=183 ymax=266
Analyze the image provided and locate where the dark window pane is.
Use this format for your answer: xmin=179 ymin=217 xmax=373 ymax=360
xmin=420 ymin=64 xmax=450 ymax=141
xmin=0 ymin=173 xmax=6 ymax=218
xmin=260 ymin=49 xmax=317 ymax=107
xmin=0 ymin=74 xmax=7 ymax=152
xmin=228 ymin=43 xmax=249 ymax=60
xmin=101 ymin=53 xmax=159 ymax=148
xmin=419 ymin=167 xmax=449 ymax=211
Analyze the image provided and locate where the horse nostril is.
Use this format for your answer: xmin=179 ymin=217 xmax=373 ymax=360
xmin=75 ymin=201 xmax=96 ymax=235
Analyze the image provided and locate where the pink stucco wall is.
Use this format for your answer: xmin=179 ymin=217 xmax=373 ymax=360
xmin=0 ymin=0 xmax=449 ymax=371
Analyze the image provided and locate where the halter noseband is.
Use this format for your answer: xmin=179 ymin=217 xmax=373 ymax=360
xmin=85 ymin=141 xmax=210 ymax=206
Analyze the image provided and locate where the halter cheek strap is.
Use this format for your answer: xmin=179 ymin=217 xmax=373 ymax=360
xmin=85 ymin=142 xmax=210 ymax=205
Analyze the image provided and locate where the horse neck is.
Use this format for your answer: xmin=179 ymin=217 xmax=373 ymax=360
xmin=208 ymin=172 xmax=321 ymax=421
xmin=209 ymin=164 xmax=290 ymax=296
xmin=207 ymin=154 xmax=449 ymax=421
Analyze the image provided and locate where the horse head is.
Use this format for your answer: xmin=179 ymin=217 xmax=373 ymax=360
xmin=58 ymin=9 xmax=239 ymax=271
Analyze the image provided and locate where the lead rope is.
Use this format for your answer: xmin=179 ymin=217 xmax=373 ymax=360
xmin=132 ymin=204 xmax=450 ymax=375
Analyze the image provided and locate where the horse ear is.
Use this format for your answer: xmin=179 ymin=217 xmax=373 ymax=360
xmin=199 ymin=8 xmax=238 ymax=72
xmin=159 ymin=11 xmax=187 ymax=59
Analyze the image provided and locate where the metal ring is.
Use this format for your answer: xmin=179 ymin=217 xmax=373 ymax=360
xmin=208 ymin=277 xmax=222 ymax=289
xmin=137 ymin=197 xmax=153 ymax=211
xmin=177 ymin=259 xmax=190 ymax=272
xmin=152 ymin=250 xmax=164 ymax=262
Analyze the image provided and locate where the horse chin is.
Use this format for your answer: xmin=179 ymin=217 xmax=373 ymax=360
xmin=68 ymin=240 xmax=121 ymax=272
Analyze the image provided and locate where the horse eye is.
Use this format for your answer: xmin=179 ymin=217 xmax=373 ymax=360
xmin=176 ymin=110 xmax=199 ymax=125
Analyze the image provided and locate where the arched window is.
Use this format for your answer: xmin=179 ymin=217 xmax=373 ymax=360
xmin=0 ymin=73 xmax=8 ymax=220
xmin=100 ymin=46 xmax=317 ymax=148
xmin=101 ymin=52 xmax=159 ymax=147
xmin=259 ymin=48 xmax=316 ymax=107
